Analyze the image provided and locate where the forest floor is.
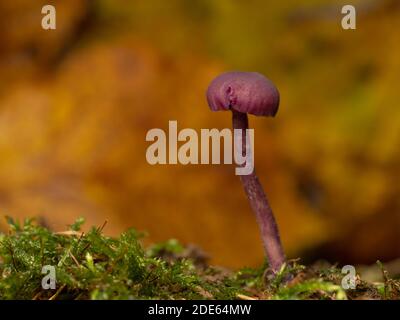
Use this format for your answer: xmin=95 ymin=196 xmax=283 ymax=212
xmin=0 ymin=217 xmax=398 ymax=300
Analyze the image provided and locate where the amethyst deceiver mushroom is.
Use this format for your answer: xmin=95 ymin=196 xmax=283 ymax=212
xmin=206 ymin=71 xmax=286 ymax=273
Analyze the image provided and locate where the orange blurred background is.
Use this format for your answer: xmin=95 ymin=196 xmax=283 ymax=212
xmin=0 ymin=0 xmax=399 ymax=268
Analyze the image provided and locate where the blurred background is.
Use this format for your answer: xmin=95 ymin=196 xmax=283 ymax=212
xmin=0 ymin=0 xmax=399 ymax=270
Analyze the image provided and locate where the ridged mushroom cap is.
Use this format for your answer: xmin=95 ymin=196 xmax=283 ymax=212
xmin=206 ymin=71 xmax=280 ymax=116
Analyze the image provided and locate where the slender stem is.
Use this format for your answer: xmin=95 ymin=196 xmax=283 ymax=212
xmin=232 ymin=110 xmax=286 ymax=272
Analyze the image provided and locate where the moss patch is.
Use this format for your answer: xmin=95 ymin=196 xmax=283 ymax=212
xmin=0 ymin=217 xmax=398 ymax=300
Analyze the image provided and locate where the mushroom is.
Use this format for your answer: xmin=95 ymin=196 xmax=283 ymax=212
xmin=206 ymin=71 xmax=286 ymax=273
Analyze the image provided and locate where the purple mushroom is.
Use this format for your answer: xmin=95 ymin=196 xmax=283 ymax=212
xmin=206 ymin=71 xmax=286 ymax=273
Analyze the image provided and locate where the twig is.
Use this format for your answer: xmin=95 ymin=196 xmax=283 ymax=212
xmin=55 ymin=230 xmax=84 ymax=237
xmin=32 ymin=291 xmax=42 ymax=300
xmin=69 ymin=251 xmax=81 ymax=267
xmin=236 ymin=294 xmax=258 ymax=300
xmin=49 ymin=284 xmax=66 ymax=301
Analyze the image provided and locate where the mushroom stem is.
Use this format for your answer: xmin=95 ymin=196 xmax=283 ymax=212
xmin=232 ymin=109 xmax=286 ymax=272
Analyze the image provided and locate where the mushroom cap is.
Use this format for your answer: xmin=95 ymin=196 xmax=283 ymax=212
xmin=206 ymin=71 xmax=280 ymax=116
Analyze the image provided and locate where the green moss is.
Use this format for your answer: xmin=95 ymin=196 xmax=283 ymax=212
xmin=0 ymin=217 xmax=398 ymax=300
